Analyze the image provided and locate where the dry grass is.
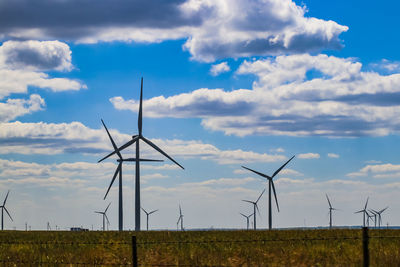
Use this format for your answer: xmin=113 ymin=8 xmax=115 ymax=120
xmin=0 ymin=228 xmax=399 ymax=266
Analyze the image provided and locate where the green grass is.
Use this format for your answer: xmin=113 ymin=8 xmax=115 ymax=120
xmin=0 ymin=229 xmax=399 ymax=266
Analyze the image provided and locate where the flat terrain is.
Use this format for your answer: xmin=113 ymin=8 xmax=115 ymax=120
xmin=0 ymin=228 xmax=399 ymax=266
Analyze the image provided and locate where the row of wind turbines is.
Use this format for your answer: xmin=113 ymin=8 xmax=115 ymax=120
xmin=96 ymin=77 xmax=390 ymax=231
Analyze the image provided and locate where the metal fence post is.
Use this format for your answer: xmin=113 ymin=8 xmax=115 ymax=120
xmin=132 ymin=235 xmax=138 ymax=267
xmin=362 ymin=227 xmax=369 ymax=267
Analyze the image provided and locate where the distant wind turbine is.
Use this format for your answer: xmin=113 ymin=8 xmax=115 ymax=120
xmin=242 ymin=189 xmax=265 ymax=230
xmin=98 ymin=78 xmax=184 ymax=231
xmin=141 ymin=207 xmax=158 ymax=231
xmin=368 ymin=209 xmax=378 ymax=227
xmin=177 ymin=205 xmax=184 ymax=231
xmin=100 ymin=119 xmax=162 ymax=231
xmin=95 ymin=203 xmax=111 ymax=231
xmin=0 ymin=190 xmax=13 ymax=230
xmin=240 ymin=212 xmax=254 ymax=230
xmin=326 ymin=194 xmax=338 ymax=229
xmin=355 ymin=197 xmax=369 ymax=227
xmin=242 ymin=155 xmax=295 ymax=230
xmin=371 ymin=207 xmax=388 ymax=228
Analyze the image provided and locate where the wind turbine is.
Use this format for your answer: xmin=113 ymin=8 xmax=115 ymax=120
xmin=141 ymin=207 xmax=158 ymax=231
xmin=177 ymin=205 xmax=184 ymax=231
xmin=326 ymin=194 xmax=338 ymax=229
xmin=368 ymin=209 xmax=378 ymax=227
xmin=242 ymin=189 xmax=265 ymax=230
xmin=101 ymin=119 xmax=162 ymax=231
xmin=98 ymin=78 xmax=184 ymax=231
xmin=355 ymin=197 xmax=369 ymax=227
xmin=0 ymin=190 xmax=13 ymax=230
xmin=95 ymin=202 xmax=111 ymax=231
xmin=242 ymin=155 xmax=295 ymax=230
xmin=371 ymin=207 xmax=388 ymax=228
xmin=240 ymin=212 xmax=254 ymax=230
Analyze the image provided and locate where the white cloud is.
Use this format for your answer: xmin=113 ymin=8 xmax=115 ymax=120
xmin=0 ymin=121 xmax=286 ymax=164
xmin=210 ymin=62 xmax=230 ymax=76
xmin=298 ymin=153 xmax=320 ymax=159
xmin=347 ymin=163 xmax=400 ymax=179
xmin=0 ymin=0 xmax=347 ymax=62
xmin=111 ymin=54 xmax=400 ymax=137
xmin=327 ymin=153 xmax=339 ymax=158
xmin=0 ymin=94 xmax=45 ymax=122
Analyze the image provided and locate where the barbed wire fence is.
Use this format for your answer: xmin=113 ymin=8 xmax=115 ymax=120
xmin=0 ymin=227 xmax=399 ymax=266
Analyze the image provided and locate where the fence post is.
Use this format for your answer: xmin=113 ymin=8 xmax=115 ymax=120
xmin=362 ymin=227 xmax=369 ymax=267
xmin=132 ymin=235 xmax=138 ymax=267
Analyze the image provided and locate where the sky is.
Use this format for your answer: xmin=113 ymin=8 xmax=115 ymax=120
xmin=1 ymin=0 xmax=400 ymax=231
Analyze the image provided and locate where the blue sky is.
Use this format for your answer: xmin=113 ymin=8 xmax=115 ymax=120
xmin=1 ymin=0 xmax=400 ymax=230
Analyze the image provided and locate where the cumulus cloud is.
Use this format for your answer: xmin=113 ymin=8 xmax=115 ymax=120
xmin=0 ymin=40 xmax=86 ymax=121
xmin=0 ymin=94 xmax=45 ymax=122
xmin=298 ymin=153 xmax=320 ymax=159
xmin=111 ymin=54 xmax=400 ymax=137
xmin=0 ymin=0 xmax=347 ymax=62
xmin=0 ymin=40 xmax=86 ymax=100
xmin=347 ymin=163 xmax=400 ymax=179
xmin=0 ymin=121 xmax=285 ymax=164
xmin=327 ymin=153 xmax=339 ymax=158
xmin=210 ymin=62 xmax=230 ymax=76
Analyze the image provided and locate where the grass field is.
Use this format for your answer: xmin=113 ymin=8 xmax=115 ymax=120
xmin=0 ymin=228 xmax=399 ymax=266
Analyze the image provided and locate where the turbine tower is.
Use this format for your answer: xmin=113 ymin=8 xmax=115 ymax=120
xmin=326 ymin=194 xmax=338 ymax=229
xmin=95 ymin=202 xmax=111 ymax=231
xmin=355 ymin=197 xmax=369 ymax=227
xmin=242 ymin=155 xmax=295 ymax=230
xmin=101 ymin=119 xmax=162 ymax=231
xmin=240 ymin=212 xmax=254 ymax=230
xmin=98 ymin=78 xmax=184 ymax=231
xmin=177 ymin=205 xmax=184 ymax=231
xmin=0 ymin=190 xmax=13 ymax=230
xmin=141 ymin=207 xmax=158 ymax=231
xmin=242 ymin=189 xmax=265 ymax=230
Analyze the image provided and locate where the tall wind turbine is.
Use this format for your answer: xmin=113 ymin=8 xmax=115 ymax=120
xmin=0 ymin=190 xmax=12 ymax=230
xmin=240 ymin=212 xmax=254 ymax=230
xmin=368 ymin=209 xmax=378 ymax=227
xmin=95 ymin=202 xmax=111 ymax=231
xmin=242 ymin=155 xmax=295 ymax=230
xmin=141 ymin=207 xmax=158 ymax=231
xmin=326 ymin=194 xmax=338 ymax=229
xmin=355 ymin=197 xmax=369 ymax=227
xmin=98 ymin=78 xmax=184 ymax=231
xmin=177 ymin=205 xmax=184 ymax=231
xmin=242 ymin=189 xmax=265 ymax=230
xmin=371 ymin=207 xmax=388 ymax=228
xmin=101 ymin=119 xmax=162 ymax=231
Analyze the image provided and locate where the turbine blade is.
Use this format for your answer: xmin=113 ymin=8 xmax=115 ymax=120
xmin=94 ymin=211 xmax=102 ymax=214
xmin=364 ymin=197 xmax=369 ymax=210
xmin=149 ymin=209 xmax=158 ymax=215
xmin=104 ymin=163 xmax=121 ymax=200
xmin=256 ymin=189 xmax=265 ymax=203
xmin=272 ymin=155 xmax=295 ymax=178
xmin=255 ymin=203 xmax=261 ymax=216
xmin=141 ymin=137 xmax=184 ymax=169
xmin=105 ymin=202 xmax=111 ymax=213
xmin=326 ymin=194 xmax=332 ymax=209
xmin=3 ymin=190 xmax=10 ymax=206
xmin=138 ymin=77 xmax=143 ymax=136
xmin=177 ymin=217 xmax=181 ymax=224
xmin=240 ymin=213 xmax=246 ymax=218
xmin=98 ymin=136 xmax=138 ymax=163
xmin=179 ymin=204 xmax=182 ymax=215
xmin=4 ymin=207 xmax=12 ymax=221
xmin=101 ymin=119 xmax=122 ymax=160
xmin=241 ymin=166 xmax=270 ymax=179
xmin=123 ymin=158 xmax=164 ymax=162
xmin=354 ymin=210 xmax=364 ymax=214
xmin=242 ymin=200 xmax=254 ymax=204
xmin=271 ymin=180 xmax=280 ymax=212
xmin=141 ymin=207 xmax=148 ymax=215
xmin=380 ymin=206 xmax=389 ymax=213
